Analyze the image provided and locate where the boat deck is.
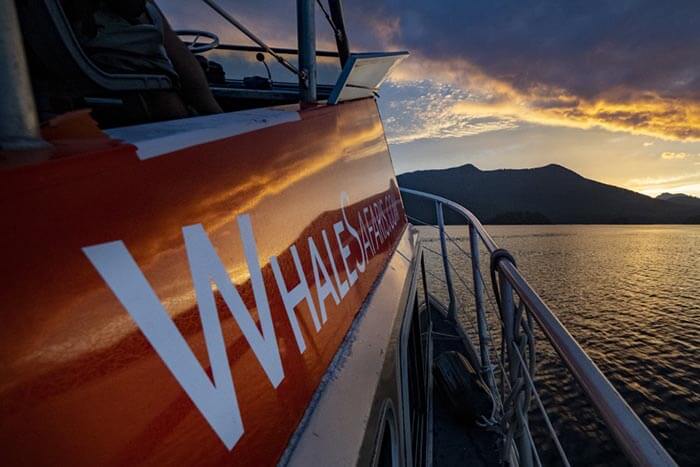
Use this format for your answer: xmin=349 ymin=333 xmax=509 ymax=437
xmin=426 ymin=303 xmax=502 ymax=466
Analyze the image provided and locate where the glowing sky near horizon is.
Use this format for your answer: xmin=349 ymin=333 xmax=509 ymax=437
xmin=160 ymin=0 xmax=700 ymax=197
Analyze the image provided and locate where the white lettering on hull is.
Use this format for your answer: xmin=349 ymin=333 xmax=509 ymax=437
xmin=83 ymin=192 xmax=402 ymax=451
xmin=271 ymin=245 xmax=321 ymax=354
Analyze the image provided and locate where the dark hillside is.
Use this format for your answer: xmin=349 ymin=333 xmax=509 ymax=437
xmin=398 ymin=164 xmax=700 ymax=224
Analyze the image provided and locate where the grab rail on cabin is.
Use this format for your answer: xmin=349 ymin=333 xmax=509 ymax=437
xmin=399 ymin=187 xmax=677 ymax=467
xmin=215 ymin=44 xmax=340 ymax=57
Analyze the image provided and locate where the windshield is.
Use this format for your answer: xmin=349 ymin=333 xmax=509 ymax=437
xmin=158 ymin=0 xmax=342 ymax=85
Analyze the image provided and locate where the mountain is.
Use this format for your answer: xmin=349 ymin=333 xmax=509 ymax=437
xmin=397 ymin=164 xmax=700 ymax=224
xmin=656 ymin=192 xmax=700 ymax=209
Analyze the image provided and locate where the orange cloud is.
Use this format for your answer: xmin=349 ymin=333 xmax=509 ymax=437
xmin=389 ymin=56 xmax=700 ymax=142
xmin=660 ymin=151 xmax=698 ymax=160
xmin=452 ymin=87 xmax=700 ymax=142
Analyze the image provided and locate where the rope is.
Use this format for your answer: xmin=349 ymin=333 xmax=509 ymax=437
xmin=513 ymin=343 xmax=571 ymax=467
xmin=489 ymin=248 xmax=517 ymax=313
xmin=315 ymin=0 xmax=343 ymax=40
xmin=202 ymin=0 xmax=299 ymax=75
xmin=406 ymin=214 xmax=472 ymax=259
xmin=488 ymin=248 xmax=546 ymax=466
xmin=523 ymin=422 xmax=544 ymax=467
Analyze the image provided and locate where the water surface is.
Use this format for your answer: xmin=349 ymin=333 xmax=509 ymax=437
xmin=421 ymin=225 xmax=699 ymax=465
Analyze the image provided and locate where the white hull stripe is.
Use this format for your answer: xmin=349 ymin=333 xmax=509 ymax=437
xmin=106 ymin=108 xmax=301 ymax=160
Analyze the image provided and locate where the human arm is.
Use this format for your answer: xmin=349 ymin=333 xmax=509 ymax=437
xmin=160 ymin=14 xmax=223 ymax=115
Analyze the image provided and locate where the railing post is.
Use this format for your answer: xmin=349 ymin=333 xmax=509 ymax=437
xmin=499 ymin=272 xmax=533 ymax=467
xmin=0 ymin=0 xmax=46 ymax=151
xmin=327 ymin=0 xmax=351 ymax=67
xmin=469 ymin=224 xmax=498 ymax=396
xmin=436 ymin=201 xmax=457 ymax=320
xmin=297 ymin=0 xmax=317 ymax=104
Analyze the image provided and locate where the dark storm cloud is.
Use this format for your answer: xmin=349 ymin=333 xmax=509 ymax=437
xmin=342 ymin=0 xmax=700 ymax=102
xmin=343 ymin=0 xmax=700 ymax=140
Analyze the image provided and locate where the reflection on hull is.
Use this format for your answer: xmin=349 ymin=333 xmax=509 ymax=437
xmin=0 ymin=98 xmax=407 ymax=465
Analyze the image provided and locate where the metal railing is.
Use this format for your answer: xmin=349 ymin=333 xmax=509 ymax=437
xmin=400 ymin=187 xmax=676 ymax=467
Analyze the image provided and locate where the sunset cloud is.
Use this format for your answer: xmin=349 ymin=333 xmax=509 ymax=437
xmin=348 ymin=0 xmax=700 ymax=142
xmin=628 ymin=171 xmax=700 ymax=197
xmin=660 ymin=151 xmax=698 ymax=160
xmin=449 ymin=80 xmax=700 ymax=141
xmin=380 ymin=81 xmax=517 ymax=144
xmin=383 ymin=53 xmax=699 ymax=142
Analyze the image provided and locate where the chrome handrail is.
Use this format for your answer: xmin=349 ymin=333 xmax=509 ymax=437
xmin=400 ymin=187 xmax=676 ymax=467
xmin=401 ymin=188 xmax=499 ymax=252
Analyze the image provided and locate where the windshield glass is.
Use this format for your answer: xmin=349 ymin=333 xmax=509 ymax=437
xmin=158 ymin=0 xmax=342 ymax=84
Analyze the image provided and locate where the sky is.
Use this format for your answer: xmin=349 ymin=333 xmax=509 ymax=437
xmin=160 ymin=0 xmax=700 ymax=197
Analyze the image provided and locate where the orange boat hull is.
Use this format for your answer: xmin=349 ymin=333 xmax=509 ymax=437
xmin=0 ymin=98 xmax=407 ymax=465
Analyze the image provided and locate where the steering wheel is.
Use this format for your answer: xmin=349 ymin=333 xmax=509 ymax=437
xmin=175 ymin=30 xmax=220 ymax=54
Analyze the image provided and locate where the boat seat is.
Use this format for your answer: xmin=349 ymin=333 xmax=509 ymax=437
xmin=18 ymin=0 xmax=174 ymax=94
xmin=17 ymin=0 xmax=174 ymax=125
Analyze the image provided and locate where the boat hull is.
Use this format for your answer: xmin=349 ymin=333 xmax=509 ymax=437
xmin=0 ymin=98 xmax=408 ymax=465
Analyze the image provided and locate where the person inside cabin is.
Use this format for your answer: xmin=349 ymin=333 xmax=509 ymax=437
xmin=63 ymin=0 xmax=222 ymax=121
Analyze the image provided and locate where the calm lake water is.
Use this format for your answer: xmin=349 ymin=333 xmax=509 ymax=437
xmin=420 ymin=225 xmax=699 ymax=466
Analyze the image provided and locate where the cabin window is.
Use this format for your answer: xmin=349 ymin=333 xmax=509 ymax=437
xmin=399 ymin=249 xmax=431 ymax=466
xmin=376 ymin=404 xmax=399 ymax=467
xmin=377 ymin=421 xmax=394 ymax=467
xmin=406 ymin=274 xmax=429 ymax=465
xmin=18 ymin=0 xmax=343 ymax=130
